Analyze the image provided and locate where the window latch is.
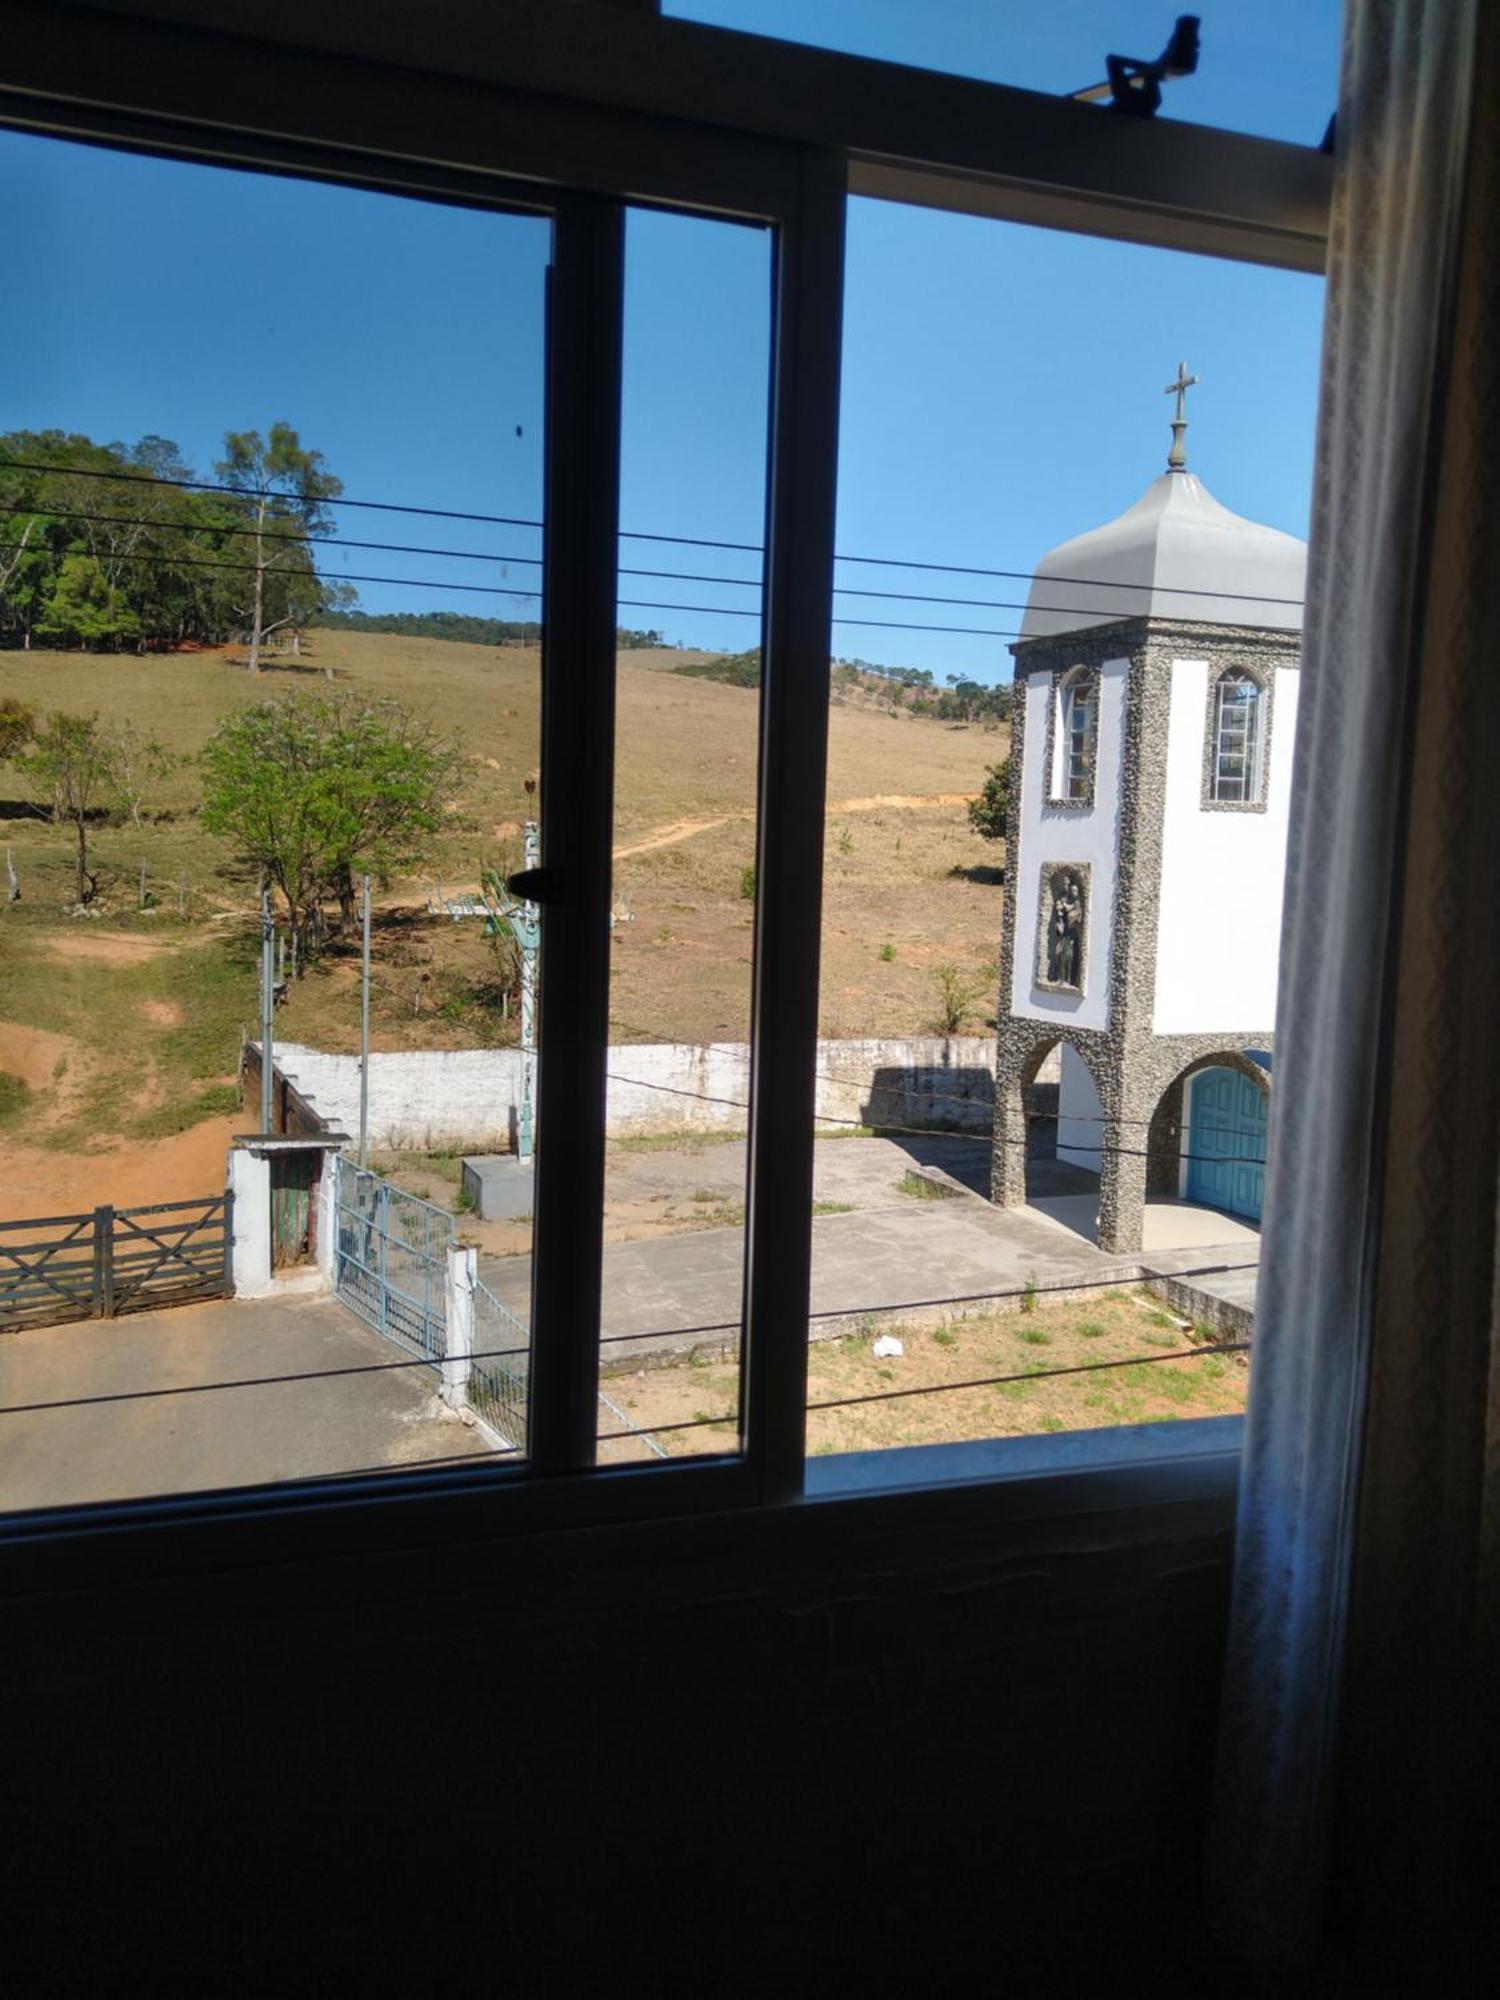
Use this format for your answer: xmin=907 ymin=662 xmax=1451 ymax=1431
xmin=505 ymin=866 xmax=560 ymax=904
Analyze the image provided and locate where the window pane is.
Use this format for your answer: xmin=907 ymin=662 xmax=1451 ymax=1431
xmin=794 ymin=199 xmax=1315 ymax=1462
xmin=0 ymin=131 xmax=548 ymax=1507
xmin=666 ymin=2 xmax=1341 ymax=147
xmin=593 ymin=207 xmax=772 ymax=1465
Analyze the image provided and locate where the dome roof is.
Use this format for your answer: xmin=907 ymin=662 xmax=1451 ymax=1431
xmin=1019 ymin=470 xmax=1306 ymax=642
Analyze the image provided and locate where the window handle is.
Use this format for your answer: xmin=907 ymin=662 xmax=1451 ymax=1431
xmin=506 ymin=867 xmax=561 ymax=904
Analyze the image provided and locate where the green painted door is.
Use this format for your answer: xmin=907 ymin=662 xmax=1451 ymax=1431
xmin=270 ymin=1150 xmax=318 ymax=1266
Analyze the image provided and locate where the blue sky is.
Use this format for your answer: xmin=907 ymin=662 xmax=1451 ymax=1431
xmin=667 ymin=1 xmax=1341 ymax=147
xmin=2 ymin=1 xmax=1334 ymax=685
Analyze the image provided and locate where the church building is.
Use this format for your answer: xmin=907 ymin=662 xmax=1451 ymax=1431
xmin=991 ymin=370 xmax=1305 ymax=1253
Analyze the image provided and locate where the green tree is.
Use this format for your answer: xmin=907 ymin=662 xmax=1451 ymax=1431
xmin=33 ymin=553 xmax=141 ymax=651
xmin=214 ymin=423 xmax=342 ymax=673
xmin=111 ymin=723 xmax=178 ymax=827
xmin=0 ymin=697 xmax=34 ymax=763
xmin=200 ymin=692 xmax=460 ymax=957
xmin=967 ymin=758 xmax=1012 ymax=841
xmin=18 ymin=711 xmax=115 ymax=904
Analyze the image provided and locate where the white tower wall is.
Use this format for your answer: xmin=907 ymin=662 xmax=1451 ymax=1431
xmin=1009 ymin=654 xmax=1130 ymax=1033
xmin=1056 ymin=1043 xmax=1104 ymax=1171
xmin=1152 ymin=659 xmax=1300 ymax=1035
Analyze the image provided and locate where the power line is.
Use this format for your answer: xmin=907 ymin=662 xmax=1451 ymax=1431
xmin=804 ymin=1337 xmax=1250 ymax=1416
xmin=9 ymin=540 xmax=1039 ymax=640
xmin=0 ymin=498 xmax=545 ymax=571
xmin=594 ymin=1255 xmax=1260 ymax=1348
xmin=0 ymin=455 xmax=544 ymax=531
xmin=602 ymin=1069 xmax=1266 ymax=1167
xmin=1 ymin=457 xmax=1306 ymax=610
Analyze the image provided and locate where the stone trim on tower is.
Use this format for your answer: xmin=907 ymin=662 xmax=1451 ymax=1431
xmin=993 ymin=615 xmax=1297 ymax=1251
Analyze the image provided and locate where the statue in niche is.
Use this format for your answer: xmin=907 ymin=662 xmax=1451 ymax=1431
xmin=1046 ymin=867 xmax=1086 ymax=989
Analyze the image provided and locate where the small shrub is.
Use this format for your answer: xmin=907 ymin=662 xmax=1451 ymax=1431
xmin=1077 ymin=1319 xmax=1106 ymax=1338
xmin=931 ymin=961 xmax=987 ymax=1034
xmin=896 ymin=1169 xmax=955 ymax=1200
xmin=1017 ymin=1326 xmax=1051 ymax=1346
xmin=0 ymin=1072 xmax=31 ymax=1124
xmin=454 ymin=1185 xmax=477 ymax=1215
xmin=1020 ymin=1275 xmax=1038 ymax=1313
xmin=931 ymin=1326 xmax=957 ymax=1348
xmin=879 ymin=942 xmax=895 ymax=962
xmin=738 ymin=863 xmax=756 ymax=901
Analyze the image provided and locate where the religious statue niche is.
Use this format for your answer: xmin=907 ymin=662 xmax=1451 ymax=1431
xmin=1037 ymin=862 xmax=1089 ymax=995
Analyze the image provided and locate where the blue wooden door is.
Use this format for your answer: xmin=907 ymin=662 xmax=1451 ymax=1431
xmin=1186 ymin=1067 xmax=1267 ymax=1222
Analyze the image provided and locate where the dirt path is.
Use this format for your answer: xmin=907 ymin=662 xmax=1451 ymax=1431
xmin=0 ymin=1115 xmax=241 ymax=1222
xmin=612 ymin=792 xmax=975 ymax=863
xmin=44 ymin=930 xmax=173 ymax=966
xmin=386 ymin=790 xmax=981 ymax=908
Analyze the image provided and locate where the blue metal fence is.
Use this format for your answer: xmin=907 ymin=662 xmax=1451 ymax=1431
xmin=334 ymin=1159 xmax=453 ymax=1364
xmin=470 ymin=1275 xmax=530 ymax=1449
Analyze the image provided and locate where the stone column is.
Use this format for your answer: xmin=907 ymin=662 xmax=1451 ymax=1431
xmin=1096 ymin=1074 xmax=1152 ymax=1254
xmin=989 ymin=1053 xmax=1031 ymax=1209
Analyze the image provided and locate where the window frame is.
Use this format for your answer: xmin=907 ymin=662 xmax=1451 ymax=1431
xmin=1049 ymin=665 xmax=1101 ymax=807
xmin=1205 ymin=664 xmax=1273 ymax=808
xmin=0 ymin=0 xmax=1329 ymax=1587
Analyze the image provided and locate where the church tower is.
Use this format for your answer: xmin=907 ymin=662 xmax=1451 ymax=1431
xmin=991 ymin=369 xmax=1304 ymax=1253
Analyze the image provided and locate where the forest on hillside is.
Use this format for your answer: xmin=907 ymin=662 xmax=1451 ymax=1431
xmin=0 ymin=427 xmax=344 ymax=655
xmin=678 ymin=647 xmax=1014 ymax=723
xmin=313 ymin=609 xmax=671 ymax=650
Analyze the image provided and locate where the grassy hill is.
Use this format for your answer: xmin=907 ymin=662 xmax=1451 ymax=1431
xmin=0 ymin=627 xmax=1006 ymax=1207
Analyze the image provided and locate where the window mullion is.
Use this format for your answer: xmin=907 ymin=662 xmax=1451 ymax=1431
xmin=528 ymin=194 xmax=625 ymax=1475
xmin=740 ymin=151 xmax=846 ymax=1504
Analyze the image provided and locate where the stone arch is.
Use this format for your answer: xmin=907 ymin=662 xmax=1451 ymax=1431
xmin=1145 ymin=1049 xmax=1271 ymax=1200
xmin=991 ymin=1028 xmax=1113 ymax=1211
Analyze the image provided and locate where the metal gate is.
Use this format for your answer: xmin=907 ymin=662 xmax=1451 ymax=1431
xmin=0 ymin=1194 xmax=233 ymax=1333
xmin=333 ymin=1158 xmax=453 ymax=1362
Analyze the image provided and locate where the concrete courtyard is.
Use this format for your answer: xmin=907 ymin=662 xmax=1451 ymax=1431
xmin=480 ymin=1133 xmax=1260 ymax=1366
xmin=0 ymin=1293 xmax=491 ymax=1513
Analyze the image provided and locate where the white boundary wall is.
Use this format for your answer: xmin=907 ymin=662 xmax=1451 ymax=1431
xmin=262 ymin=1036 xmax=998 ymax=1151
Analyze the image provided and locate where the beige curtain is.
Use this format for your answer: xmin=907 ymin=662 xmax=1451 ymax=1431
xmin=1208 ymin=0 xmax=1497 ymax=1975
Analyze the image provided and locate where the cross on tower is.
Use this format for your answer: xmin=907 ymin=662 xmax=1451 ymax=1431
xmin=1164 ymin=360 xmax=1199 ymax=471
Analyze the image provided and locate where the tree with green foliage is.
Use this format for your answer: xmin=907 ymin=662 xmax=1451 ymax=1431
xmin=675 ymin=647 xmax=761 ymax=689
xmin=34 ymin=553 xmax=141 ymax=650
xmin=1 ymin=429 xmax=348 ymax=654
xmin=200 ymin=692 xmax=460 ymax=958
xmin=215 ymin=424 xmax=343 ymax=673
xmin=0 ymin=697 xmax=34 ymax=763
xmin=967 ymin=758 xmax=1012 ymax=842
xmin=18 ymin=711 xmax=116 ymax=905
xmin=111 ymin=722 xmax=178 ymax=827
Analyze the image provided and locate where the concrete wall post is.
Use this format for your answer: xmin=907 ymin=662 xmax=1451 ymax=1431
xmin=227 ymin=1146 xmax=273 ymax=1298
xmin=316 ymin=1151 xmax=340 ymax=1288
xmin=442 ymin=1243 xmax=477 ymax=1412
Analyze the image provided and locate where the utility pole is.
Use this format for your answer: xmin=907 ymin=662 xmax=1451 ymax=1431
xmin=517 ymin=819 xmax=540 ymax=1164
xmin=359 ymin=871 xmax=372 ymax=1167
xmin=259 ymin=886 xmax=274 ymax=1135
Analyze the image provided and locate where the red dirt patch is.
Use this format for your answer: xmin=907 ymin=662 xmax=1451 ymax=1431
xmin=0 ymin=1115 xmax=240 ymax=1222
xmin=46 ymin=930 xmax=169 ymax=966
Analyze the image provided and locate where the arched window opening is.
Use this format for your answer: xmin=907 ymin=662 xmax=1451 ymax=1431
xmin=1052 ymin=667 xmax=1098 ymax=804
xmin=1211 ymin=668 xmax=1266 ymax=803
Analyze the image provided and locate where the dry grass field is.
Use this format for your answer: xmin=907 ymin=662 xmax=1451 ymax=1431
xmin=603 ymin=1286 xmax=1250 ymax=1461
xmin=1 ymin=629 xmax=1005 ymax=1213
